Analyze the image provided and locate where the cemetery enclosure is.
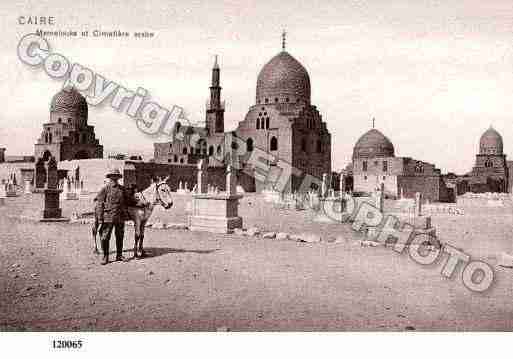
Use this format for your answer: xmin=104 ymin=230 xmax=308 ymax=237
xmin=1 ymin=192 xmax=513 ymax=331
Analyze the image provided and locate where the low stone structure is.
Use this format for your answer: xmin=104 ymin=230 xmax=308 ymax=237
xmin=188 ymin=161 xmax=243 ymax=233
xmin=40 ymin=156 xmax=68 ymax=222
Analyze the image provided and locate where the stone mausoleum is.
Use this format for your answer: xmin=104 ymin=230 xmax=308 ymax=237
xmin=34 ymin=87 xmax=103 ymax=163
xmin=350 ymin=127 xmax=454 ymax=202
xmin=450 ymin=126 xmax=513 ymax=194
xmin=154 ymin=36 xmax=332 ymax=193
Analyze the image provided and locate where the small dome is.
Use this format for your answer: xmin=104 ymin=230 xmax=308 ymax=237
xmin=256 ymin=51 xmax=311 ymax=104
xmin=353 ymin=129 xmax=395 ymax=159
xmin=479 ymin=126 xmax=503 ymax=155
xmin=50 ymin=87 xmax=88 ymax=117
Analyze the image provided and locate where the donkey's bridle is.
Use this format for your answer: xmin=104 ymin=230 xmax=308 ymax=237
xmin=138 ymin=182 xmax=172 ymax=209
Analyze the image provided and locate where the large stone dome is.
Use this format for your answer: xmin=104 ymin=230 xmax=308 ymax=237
xmin=479 ymin=126 xmax=503 ymax=155
xmin=256 ymin=51 xmax=311 ymax=105
xmin=50 ymin=87 xmax=88 ymax=117
xmin=353 ymin=129 xmax=395 ymax=159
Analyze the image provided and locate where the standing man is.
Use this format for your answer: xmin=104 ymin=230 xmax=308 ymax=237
xmin=95 ymin=169 xmax=130 ymax=265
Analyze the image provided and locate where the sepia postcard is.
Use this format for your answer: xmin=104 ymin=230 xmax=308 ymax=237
xmin=1 ymin=0 xmax=512 ymax=356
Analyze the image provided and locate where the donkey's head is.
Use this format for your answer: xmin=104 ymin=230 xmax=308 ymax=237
xmin=153 ymin=176 xmax=173 ymax=209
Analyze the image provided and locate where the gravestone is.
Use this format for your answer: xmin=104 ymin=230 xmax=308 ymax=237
xmin=415 ymin=192 xmax=422 ymax=217
xmin=321 ymin=173 xmax=328 ymax=198
xmin=197 ymin=159 xmax=208 ymax=194
xmin=5 ymin=176 xmax=17 ymax=197
xmin=339 ymin=173 xmax=345 ymax=197
xmin=189 ymin=164 xmax=243 ymax=233
xmin=0 ymin=180 xmax=6 ymax=206
xmin=375 ymin=183 xmax=384 ymax=212
xmin=24 ymin=178 xmax=32 ymax=194
xmin=226 ymin=165 xmax=236 ymax=195
xmin=40 ymin=156 xmax=68 ymax=222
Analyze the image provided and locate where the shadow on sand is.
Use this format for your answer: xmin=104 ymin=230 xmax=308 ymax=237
xmin=106 ymin=247 xmax=219 ymax=260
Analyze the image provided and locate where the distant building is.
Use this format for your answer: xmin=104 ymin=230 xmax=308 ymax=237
xmin=454 ymin=127 xmax=510 ymax=194
xmin=154 ymin=36 xmax=332 ymax=192
xmin=34 ymin=87 xmax=103 ymax=162
xmin=351 ymin=127 xmax=453 ymax=202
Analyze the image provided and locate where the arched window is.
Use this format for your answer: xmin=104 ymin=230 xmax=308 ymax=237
xmin=217 ymin=145 xmax=222 ymax=156
xmin=256 ymin=118 xmax=260 ymax=130
xmin=301 ymin=138 xmax=307 ymax=152
xmin=363 ymin=161 xmax=368 ymax=172
xmin=270 ymin=136 xmax=278 ymax=151
xmin=182 ymin=147 xmax=187 ymax=155
xmin=265 ymin=98 xmax=269 ymax=103
xmin=266 ymin=117 xmax=269 ymax=129
xmin=174 ymin=155 xmax=178 ymax=162
xmin=58 ymin=118 xmax=62 ymax=124
xmin=316 ymin=140 xmax=322 ymax=153
xmin=209 ymin=145 xmax=214 ymax=156
xmin=246 ymin=138 xmax=254 ymax=152
xmin=485 ymin=160 xmax=493 ymax=168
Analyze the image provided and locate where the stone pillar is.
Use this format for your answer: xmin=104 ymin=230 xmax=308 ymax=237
xmin=375 ymin=183 xmax=384 ymax=212
xmin=0 ymin=180 xmax=6 ymax=206
xmin=321 ymin=173 xmax=328 ymax=198
xmin=415 ymin=192 xmax=422 ymax=217
xmin=339 ymin=173 xmax=345 ymax=196
xmin=226 ymin=165 xmax=236 ymax=196
xmin=41 ymin=156 xmax=68 ymax=221
xmin=197 ymin=159 xmax=207 ymax=194
xmin=24 ymin=179 xmax=32 ymax=194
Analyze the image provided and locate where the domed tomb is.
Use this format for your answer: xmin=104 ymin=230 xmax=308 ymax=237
xmin=50 ymin=86 xmax=88 ymax=120
xmin=255 ymin=51 xmax=311 ymax=105
xmin=479 ymin=126 xmax=503 ymax=155
xmin=353 ymin=129 xmax=395 ymax=160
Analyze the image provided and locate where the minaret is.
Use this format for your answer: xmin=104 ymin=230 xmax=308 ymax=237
xmin=206 ymin=55 xmax=224 ymax=134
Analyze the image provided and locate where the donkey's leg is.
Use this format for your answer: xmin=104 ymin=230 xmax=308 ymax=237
xmin=138 ymin=223 xmax=147 ymax=258
xmin=92 ymin=218 xmax=99 ymax=254
xmin=133 ymin=214 xmax=140 ymax=259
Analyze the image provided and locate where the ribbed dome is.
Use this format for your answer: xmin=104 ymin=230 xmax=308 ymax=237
xmin=479 ymin=126 xmax=503 ymax=155
xmin=353 ymin=129 xmax=395 ymax=159
xmin=256 ymin=51 xmax=310 ymax=104
xmin=50 ymin=87 xmax=88 ymax=117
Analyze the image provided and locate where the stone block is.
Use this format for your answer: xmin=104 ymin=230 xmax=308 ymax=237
xmin=246 ymin=227 xmax=261 ymax=236
xmin=262 ymin=232 xmax=276 ymax=239
xmin=167 ymin=223 xmax=188 ymax=230
xmin=299 ymin=233 xmax=321 ymax=243
xmin=189 ymin=193 xmax=243 ymax=234
xmin=233 ymin=228 xmax=246 ymax=236
xmin=276 ymin=232 xmax=289 ymax=240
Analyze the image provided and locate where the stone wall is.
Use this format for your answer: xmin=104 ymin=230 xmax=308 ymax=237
xmin=397 ymin=175 xmax=454 ymax=203
xmin=131 ymin=162 xmax=256 ymax=193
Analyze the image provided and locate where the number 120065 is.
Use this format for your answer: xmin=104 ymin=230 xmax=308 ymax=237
xmin=52 ymin=340 xmax=83 ymax=349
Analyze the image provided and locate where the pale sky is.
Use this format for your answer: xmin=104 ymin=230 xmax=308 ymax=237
xmin=1 ymin=0 xmax=513 ymax=174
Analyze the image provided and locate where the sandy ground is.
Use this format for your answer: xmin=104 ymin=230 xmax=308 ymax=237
xmin=1 ymin=192 xmax=513 ymax=331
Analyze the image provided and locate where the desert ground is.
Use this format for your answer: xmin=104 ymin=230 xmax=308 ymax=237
xmin=1 ymin=192 xmax=513 ymax=331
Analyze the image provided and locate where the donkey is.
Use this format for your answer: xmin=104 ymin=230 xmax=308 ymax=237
xmin=92 ymin=177 xmax=173 ymax=258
